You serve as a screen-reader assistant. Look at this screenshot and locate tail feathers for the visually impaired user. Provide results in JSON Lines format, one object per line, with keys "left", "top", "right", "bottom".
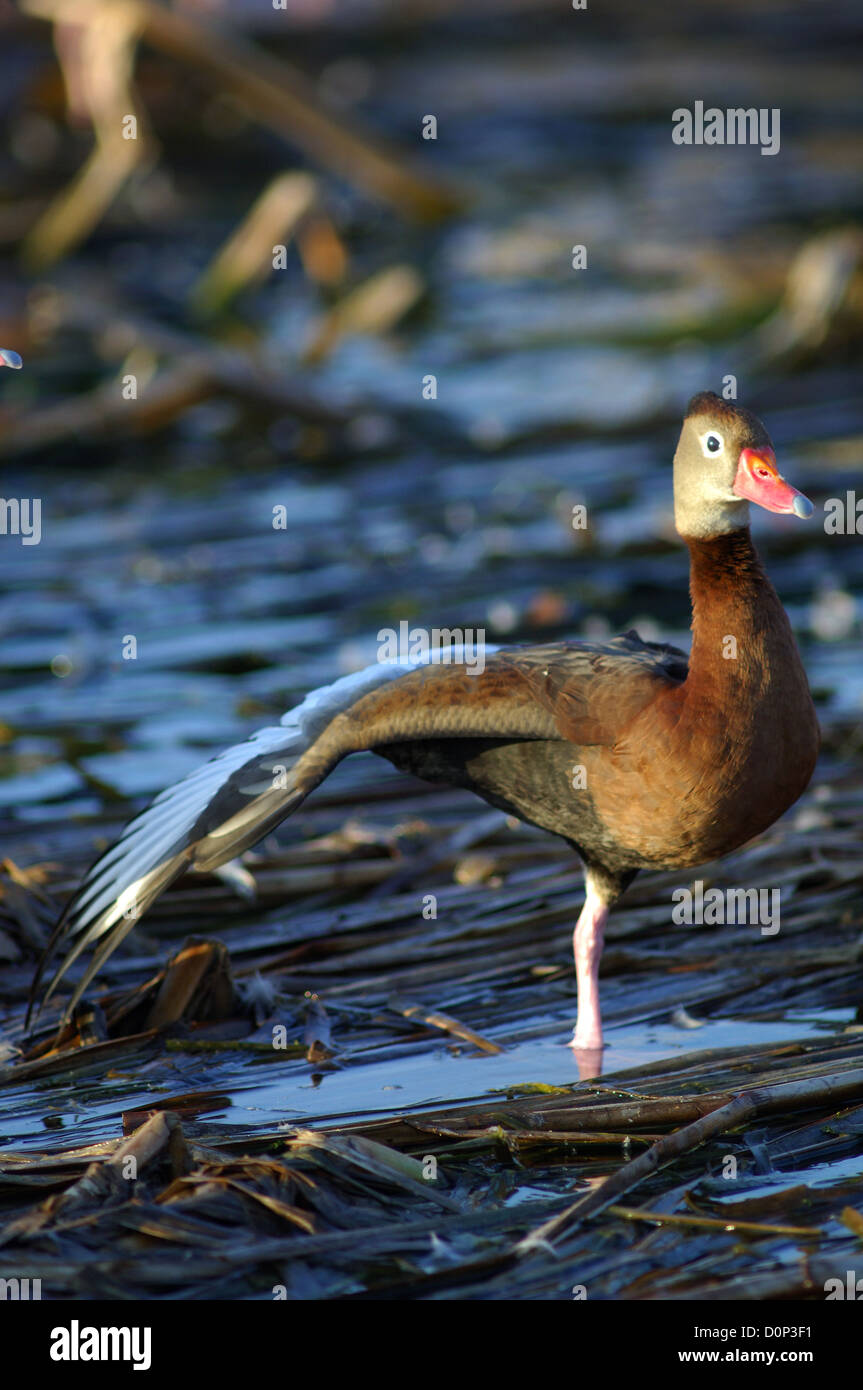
{"left": 30, "top": 723, "right": 309, "bottom": 1022}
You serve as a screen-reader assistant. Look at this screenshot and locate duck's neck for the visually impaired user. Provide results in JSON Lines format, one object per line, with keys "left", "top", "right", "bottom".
{"left": 684, "top": 528, "right": 798, "bottom": 706}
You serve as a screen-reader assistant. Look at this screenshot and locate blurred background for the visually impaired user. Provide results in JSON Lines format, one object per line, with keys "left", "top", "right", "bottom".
{"left": 0, "top": 0, "right": 862, "bottom": 932}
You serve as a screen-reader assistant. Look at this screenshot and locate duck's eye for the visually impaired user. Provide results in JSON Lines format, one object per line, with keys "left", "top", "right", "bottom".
{"left": 705, "top": 433, "right": 722, "bottom": 453}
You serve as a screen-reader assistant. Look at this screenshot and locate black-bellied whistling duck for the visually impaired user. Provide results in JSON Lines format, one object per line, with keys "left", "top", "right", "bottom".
{"left": 31, "top": 393, "right": 819, "bottom": 1060}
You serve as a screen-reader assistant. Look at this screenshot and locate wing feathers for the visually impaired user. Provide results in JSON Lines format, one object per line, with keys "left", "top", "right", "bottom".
{"left": 31, "top": 652, "right": 505, "bottom": 1019}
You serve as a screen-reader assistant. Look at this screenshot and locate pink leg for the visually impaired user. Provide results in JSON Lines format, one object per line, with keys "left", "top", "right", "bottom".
{"left": 570, "top": 880, "right": 609, "bottom": 1053}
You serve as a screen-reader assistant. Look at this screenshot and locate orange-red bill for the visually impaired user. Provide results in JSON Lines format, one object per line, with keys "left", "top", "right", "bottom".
{"left": 733, "top": 447, "right": 814, "bottom": 518}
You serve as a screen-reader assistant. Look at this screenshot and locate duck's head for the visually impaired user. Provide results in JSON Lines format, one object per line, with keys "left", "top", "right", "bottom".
{"left": 673, "top": 391, "right": 813, "bottom": 539}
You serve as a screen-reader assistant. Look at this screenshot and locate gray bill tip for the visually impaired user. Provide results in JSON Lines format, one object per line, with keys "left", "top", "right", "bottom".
{"left": 792, "top": 494, "right": 814, "bottom": 519}
{"left": 0, "top": 348, "right": 22, "bottom": 369}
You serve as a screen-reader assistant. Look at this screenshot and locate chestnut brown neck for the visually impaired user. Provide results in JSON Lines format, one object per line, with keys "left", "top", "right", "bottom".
{"left": 684, "top": 528, "right": 802, "bottom": 710}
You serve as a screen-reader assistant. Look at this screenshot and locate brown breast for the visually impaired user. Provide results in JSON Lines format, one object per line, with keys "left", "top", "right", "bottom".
{"left": 585, "top": 529, "right": 819, "bottom": 868}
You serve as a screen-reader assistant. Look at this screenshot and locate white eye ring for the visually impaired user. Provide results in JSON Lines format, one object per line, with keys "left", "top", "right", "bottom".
{"left": 700, "top": 430, "right": 724, "bottom": 457}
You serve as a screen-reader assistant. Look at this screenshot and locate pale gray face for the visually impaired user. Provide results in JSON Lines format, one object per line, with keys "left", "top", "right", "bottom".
{"left": 673, "top": 392, "right": 811, "bottom": 539}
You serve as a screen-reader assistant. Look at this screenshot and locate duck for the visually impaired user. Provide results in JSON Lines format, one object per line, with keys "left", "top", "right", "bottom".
{"left": 30, "top": 392, "right": 820, "bottom": 1058}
